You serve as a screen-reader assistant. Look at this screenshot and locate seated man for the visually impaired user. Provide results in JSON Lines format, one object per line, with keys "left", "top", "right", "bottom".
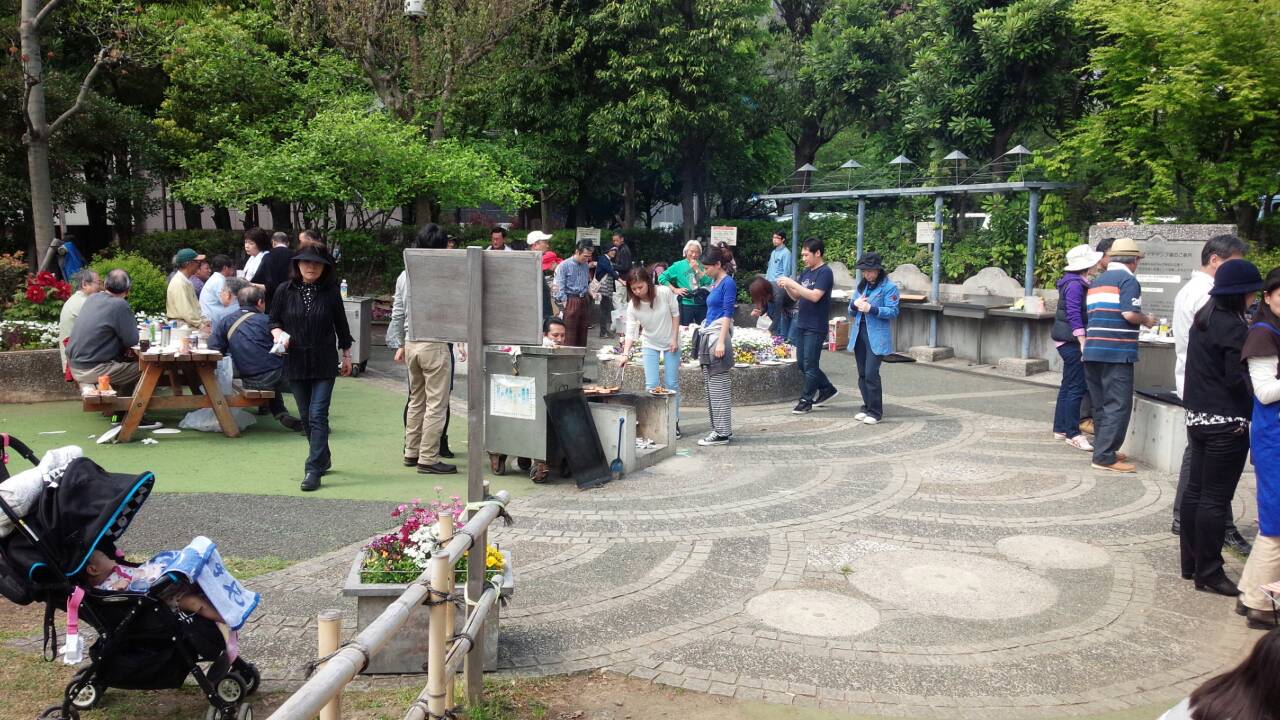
{"left": 209, "top": 285, "right": 301, "bottom": 430}
{"left": 67, "top": 269, "right": 141, "bottom": 395}
{"left": 207, "top": 275, "right": 247, "bottom": 327}
{"left": 166, "top": 247, "right": 207, "bottom": 329}
{"left": 542, "top": 317, "right": 567, "bottom": 347}
{"left": 198, "top": 254, "right": 236, "bottom": 321}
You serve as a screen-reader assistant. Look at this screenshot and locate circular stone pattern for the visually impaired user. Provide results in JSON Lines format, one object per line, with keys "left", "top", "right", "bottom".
{"left": 995, "top": 535, "right": 1112, "bottom": 570}
{"left": 847, "top": 549, "right": 1058, "bottom": 620}
{"left": 745, "top": 589, "right": 881, "bottom": 638}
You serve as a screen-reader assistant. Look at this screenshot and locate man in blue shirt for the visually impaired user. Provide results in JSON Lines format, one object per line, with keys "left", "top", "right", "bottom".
{"left": 199, "top": 255, "right": 236, "bottom": 320}
{"left": 209, "top": 284, "right": 301, "bottom": 430}
{"left": 779, "top": 238, "right": 838, "bottom": 414}
{"left": 765, "top": 232, "right": 795, "bottom": 339}
{"left": 554, "top": 241, "right": 594, "bottom": 347}
{"left": 1082, "top": 238, "right": 1156, "bottom": 472}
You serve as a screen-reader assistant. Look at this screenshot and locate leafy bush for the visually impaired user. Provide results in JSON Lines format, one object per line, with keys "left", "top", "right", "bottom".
{"left": 125, "top": 229, "right": 243, "bottom": 269}
{"left": 0, "top": 252, "right": 27, "bottom": 312}
{"left": 90, "top": 253, "right": 168, "bottom": 315}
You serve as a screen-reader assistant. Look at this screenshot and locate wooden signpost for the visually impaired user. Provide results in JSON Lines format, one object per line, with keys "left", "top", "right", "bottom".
{"left": 403, "top": 247, "right": 542, "bottom": 701}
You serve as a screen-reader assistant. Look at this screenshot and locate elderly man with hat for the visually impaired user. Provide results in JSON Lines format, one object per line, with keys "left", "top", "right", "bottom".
{"left": 844, "top": 250, "right": 900, "bottom": 424}
{"left": 166, "top": 247, "right": 207, "bottom": 328}
{"left": 1051, "top": 244, "right": 1105, "bottom": 452}
{"left": 1082, "top": 237, "right": 1158, "bottom": 472}
{"left": 528, "top": 230, "right": 562, "bottom": 273}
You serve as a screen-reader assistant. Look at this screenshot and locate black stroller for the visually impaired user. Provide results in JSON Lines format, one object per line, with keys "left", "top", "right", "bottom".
{"left": 0, "top": 435, "right": 259, "bottom": 720}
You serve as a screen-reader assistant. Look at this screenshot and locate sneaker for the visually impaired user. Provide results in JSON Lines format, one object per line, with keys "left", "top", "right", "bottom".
{"left": 1224, "top": 529, "right": 1253, "bottom": 556}
{"left": 862, "top": 416, "right": 880, "bottom": 425}
{"left": 697, "top": 433, "right": 731, "bottom": 446}
{"left": 1091, "top": 460, "right": 1136, "bottom": 473}
{"left": 1053, "top": 432, "right": 1067, "bottom": 440}
{"left": 854, "top": 412, "right": 868, "bottom": 421}
{"left": 813, "top": 387, "right": 840, "bottom": 407}
{"left": 1065, "top": 435, "right": 1093, "bottom": 452}
{"left": 792, "top": 399, "right": 813, "bottom": 415}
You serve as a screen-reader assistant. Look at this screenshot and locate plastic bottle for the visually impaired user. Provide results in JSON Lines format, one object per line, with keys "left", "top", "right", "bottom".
{"left": 148, "top": 321, "right": 157, "bottom": 343}
{"left": 340, "top": 279, "right": 349, "bottom": 300}
{"left": 160, "top": 323, "right": 171, "bottom": 349}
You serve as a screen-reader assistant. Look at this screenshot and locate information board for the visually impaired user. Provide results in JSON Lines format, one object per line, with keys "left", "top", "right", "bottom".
{"left": 709, "top": 226, "right": 738, "bottom": 246}
{"left": 404, "top": 248, "right": 544, "bottom": 345}
{"left": 575, "top": 227, "right": 602, "bottom": 245}
{"left": 1087, "top": 224, "right": 1236, "bottom": 319}
{"left": 915, "top": 221, "right": 937, "bottom": 245}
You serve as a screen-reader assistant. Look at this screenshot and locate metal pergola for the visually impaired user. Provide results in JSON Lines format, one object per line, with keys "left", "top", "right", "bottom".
{"left": 758, "top": 147, "right": 1075, "bottom": 358}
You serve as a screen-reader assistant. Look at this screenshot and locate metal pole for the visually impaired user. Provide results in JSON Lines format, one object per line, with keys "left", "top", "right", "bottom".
{"left": 1022, "top": 190, "right": 1041, "bottom": 359}
{"left": 929, "top": 194, "right": 943, "bottom": 347}
{"left": 464, "top": 247, "right": 485, "bottom": 703}
{"left": 790, "top": 201, "right": 803, "bottom": 277}
{"left": 855, "top": 199, "right": 866, "bottom": 260}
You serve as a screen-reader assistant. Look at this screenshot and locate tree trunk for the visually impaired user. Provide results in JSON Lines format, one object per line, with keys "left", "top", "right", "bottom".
{"left": 212, "top": 206, "right": 232, "bottom": 230}
{"left": 540, "top": 190, "right": 552, "bottom": 231}
{"left": 112, "top": 149, "right": 137, "bottom": 246}
{"left": 181, "top": 201, "right": 203, "bottom": 230}
{"left": 793, "top": 119, "right": 823, "bottom": 168}
{"left": 1235, "top": 201, "right": 1260, "bottom": 243}
{"left": 20, "top": 0, "right": 57, "bottom": 269}
{"left": 267, "top": 199, "right": 293, "bottom": 231}
{"left": 623, "top": 175, "right": 636, "bottom": 229}
{"left": 680, "top": 157, "right": 697, "bottom": 242}
{"left": 333, "top": 201, "right": 346, "bottom": 231}
{"left": 413, "top": 196, "right": 436, "bottom": 226}
{"left": 83, "top": 160, "right": 110, "bottom": 243}
{"left": 242, "top": 206, "right": 259, "bottom": 229}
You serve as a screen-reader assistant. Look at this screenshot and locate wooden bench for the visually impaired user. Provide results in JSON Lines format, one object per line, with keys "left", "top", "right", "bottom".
{"left": 82, "top": 390, "right": 274, "bottom": 413}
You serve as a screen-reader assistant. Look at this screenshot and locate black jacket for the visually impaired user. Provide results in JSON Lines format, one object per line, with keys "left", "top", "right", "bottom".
{"left": 1183, "top": 305, "right": 1251, "bottom": 418}
{"left": 269, "top": 280, "right": 353, "bottom": 381}
{"left": 251, "top": 247, "right": 294, "bottom": 308}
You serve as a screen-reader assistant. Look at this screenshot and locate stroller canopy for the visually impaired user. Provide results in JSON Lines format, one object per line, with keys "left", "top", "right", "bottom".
{"left": 0, "top": 457, "right": 154, "bottom": 604}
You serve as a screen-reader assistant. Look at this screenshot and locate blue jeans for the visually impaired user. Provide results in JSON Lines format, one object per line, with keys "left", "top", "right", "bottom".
{"left": 853, "top": 324, "right": 883, "bottom": 419}
{"left": 1053, "top": 343, "right": 1086, "bottom": 438}
{"left": 291, "top": 378, "right": 335, "bottom": 474}
{"left": 642, "top": 347, "right": 681, "bottom": 419}
{"left": 795, "top": 329, "right": 835, "bottom": 401}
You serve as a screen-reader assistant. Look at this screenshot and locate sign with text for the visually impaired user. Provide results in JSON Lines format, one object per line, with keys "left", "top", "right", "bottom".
{"left": 915, "top": 221, "right": 938, "bottom": 245}
{"left": 709, "top": 226, "right": 739, "bottom": 246}
{"left": 1088, "top": 224, "right": 1236, "bottom": 319}
{"left": 404, "top": 248, "right": 544, "bottom": 345}
{"left": 575, "top": 227, "right": 602, "bottom": 245}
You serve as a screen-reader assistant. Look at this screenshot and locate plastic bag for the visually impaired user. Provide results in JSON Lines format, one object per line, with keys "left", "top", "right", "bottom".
{"left": 180, "top": 408, "right": 257, "bottom": 433}
{"left": 756, "top": 314, "right": 773, "bottom": 331}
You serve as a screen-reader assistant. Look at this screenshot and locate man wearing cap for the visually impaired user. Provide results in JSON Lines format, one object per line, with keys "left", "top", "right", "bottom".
{"left": 1051, "top": 244, "right": 1104, "bottom": 452}
{"left": 528, "top": 231, "right": 562, "bottom": 272}
{"left": 1083, "top": 238, "right": 1157, "bottom": 472}
{"left": 166, "top": 248, "right": 207, "bottom": 328}
{"left": 1170, "top": 234, "right": 1249, "bottom": 550}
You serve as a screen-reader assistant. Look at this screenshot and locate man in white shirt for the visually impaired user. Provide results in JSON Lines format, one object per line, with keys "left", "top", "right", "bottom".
{"left": 1171, "top": 234, "right": 1249, "bottom": 548}
{"left": 199, "top": 255, "right": 237, "bottom": 321}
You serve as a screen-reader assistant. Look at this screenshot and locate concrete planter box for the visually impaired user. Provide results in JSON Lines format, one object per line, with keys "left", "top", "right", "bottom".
{"left": 0, "top": 348, "right": 79, "bottom": 403}
{"left": 341, "top": 549, "right": 514, "bottom": 674}
{"left": 619, "top": 360, "right": 804, "bottom": 407}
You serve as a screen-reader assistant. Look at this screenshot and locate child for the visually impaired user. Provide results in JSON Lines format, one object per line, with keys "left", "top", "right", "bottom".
{"left": 81, "top": 549, "right": 224, "bottom": 624}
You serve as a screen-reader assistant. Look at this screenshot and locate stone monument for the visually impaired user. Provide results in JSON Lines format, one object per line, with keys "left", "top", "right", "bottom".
{"left": 1087, "top": 224, "right": 1236, "bottom": 319}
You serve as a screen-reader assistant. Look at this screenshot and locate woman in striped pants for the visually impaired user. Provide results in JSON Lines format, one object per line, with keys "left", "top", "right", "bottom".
{"left": 695, "top": 247, "right": 737, "bottom": 446}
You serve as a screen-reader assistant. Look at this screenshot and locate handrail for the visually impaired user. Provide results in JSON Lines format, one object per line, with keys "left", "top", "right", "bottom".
{"left": 402, "top": 585, "right": 500, "bottom": 720}
{"left": 265, "top": 490, "right": 510, "bottom": 720}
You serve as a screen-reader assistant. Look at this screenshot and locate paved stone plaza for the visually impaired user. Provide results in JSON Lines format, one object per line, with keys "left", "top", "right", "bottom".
{"left": 104, "top": 357, "right": 1271, "bottom": 717}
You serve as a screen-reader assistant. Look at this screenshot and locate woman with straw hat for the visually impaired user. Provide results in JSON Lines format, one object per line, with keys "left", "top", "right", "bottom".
{"left": 1051, "top": 244, "right": 1104, "bottom": 451}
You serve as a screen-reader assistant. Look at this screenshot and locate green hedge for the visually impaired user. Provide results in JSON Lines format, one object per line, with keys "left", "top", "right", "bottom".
{"left": 90, "top": 252, "right": 168, "bottom": 315}
{"left": 127, "top": 230, "right": 243, "bottom": 268}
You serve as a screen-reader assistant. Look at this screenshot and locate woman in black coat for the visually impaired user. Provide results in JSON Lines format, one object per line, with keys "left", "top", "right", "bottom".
{"left": 1180, "top": 259, "right": 1263, "bottom": 595}
{"left": 269, "top": 244, "right": 353, "bottom": 491}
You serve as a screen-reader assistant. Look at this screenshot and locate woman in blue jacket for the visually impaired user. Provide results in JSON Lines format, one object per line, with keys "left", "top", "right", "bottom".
{"left": 846, "top": 252, "right": 899, "bottom": 424}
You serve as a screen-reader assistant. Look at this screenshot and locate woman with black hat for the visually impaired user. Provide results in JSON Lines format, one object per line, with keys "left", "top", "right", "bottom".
{"left": 845, "top": 251, "right": 900, "bottom": 424}
{"left": 270, "top": 244, "right": 353, "bottom": 491}
{"left": 1180, "top": 258, "right": 1263, "bottom": 596}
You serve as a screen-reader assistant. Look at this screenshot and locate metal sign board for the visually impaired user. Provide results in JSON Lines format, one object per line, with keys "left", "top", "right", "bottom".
{"left": 575, "top": 227, "right": 602, "bottom": 245}
{"left": 915, "top": 221, "right": 937, "bottom": 245}
{"left": 709, "top": 226, "right": 738, "bottom": 246}
{"left": 404, "top": 248, "right": 544, "bottom": 345}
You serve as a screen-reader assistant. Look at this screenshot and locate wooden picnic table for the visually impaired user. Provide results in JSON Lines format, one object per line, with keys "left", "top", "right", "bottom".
{"left": 81, "top": 348, "right": 273, "bottom": 443}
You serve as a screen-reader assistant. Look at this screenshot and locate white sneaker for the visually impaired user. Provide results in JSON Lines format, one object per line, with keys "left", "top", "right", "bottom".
{"left": 862, "top": 416, "right": 880, "bottom": 425}
{"left": 1065, "top": 435, "right": 1094, "bottom": 452}
{"left": 1053, "top": 432, "right": 1067, "bottom": 440}
{"left": 854, "top": 412, "right": 868, "bottom": 421}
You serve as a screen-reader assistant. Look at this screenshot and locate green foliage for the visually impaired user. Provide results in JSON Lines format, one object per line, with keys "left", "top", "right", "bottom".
{"left": 125, "top": 230, "right": 243, "bottom": 267}
{"left": 89, "top": 253, "right": 168, "bottom": 315}
{"left": 1045, "top": 0, "right": 1280, "bottom": 241}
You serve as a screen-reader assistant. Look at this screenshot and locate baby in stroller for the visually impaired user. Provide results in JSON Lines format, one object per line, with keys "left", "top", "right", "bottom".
{"left": 81, "top": 548, "right": 225, "bottom": 624}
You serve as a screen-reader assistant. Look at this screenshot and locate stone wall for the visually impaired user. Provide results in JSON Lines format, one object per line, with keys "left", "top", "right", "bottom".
{"left": 620, "top": 361, "right": 804, "bottom": 407}
{"left": 0, "top": 349, "right": 79, "bottom": 403}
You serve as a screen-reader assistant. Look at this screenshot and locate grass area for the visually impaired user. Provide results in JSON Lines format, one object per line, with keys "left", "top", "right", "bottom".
{"left": 0, "top": 378, "right": 531, "bottom": 502}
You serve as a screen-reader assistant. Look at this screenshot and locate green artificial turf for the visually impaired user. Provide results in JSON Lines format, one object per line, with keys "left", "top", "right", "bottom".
{"left": 0, "top": 378, "right": 530, "bottom": 502}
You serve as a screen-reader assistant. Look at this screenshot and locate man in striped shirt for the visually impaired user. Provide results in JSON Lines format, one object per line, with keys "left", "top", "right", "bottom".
{"left": 1083, "top": 238, "right": 1157, "bottom": 472}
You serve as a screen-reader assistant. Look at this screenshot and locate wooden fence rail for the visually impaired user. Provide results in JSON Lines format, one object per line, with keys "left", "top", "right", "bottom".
{"left": 265, "top": 490, "right": 511, "bottom": 720}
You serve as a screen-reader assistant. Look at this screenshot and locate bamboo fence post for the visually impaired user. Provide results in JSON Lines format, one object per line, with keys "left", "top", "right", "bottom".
{"left": 436, "top": 513, "right": 456, "bottom": 709}
{"left": 317, "top": 610, "right": 342, "bottom": 720}
{"left": 426, "top": 549, "right": 452, "bottom": 719}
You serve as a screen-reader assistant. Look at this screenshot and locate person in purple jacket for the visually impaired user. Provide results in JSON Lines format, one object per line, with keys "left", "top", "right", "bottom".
{"left": 1051, "top": 244, "right": 1105, "bottom": 451}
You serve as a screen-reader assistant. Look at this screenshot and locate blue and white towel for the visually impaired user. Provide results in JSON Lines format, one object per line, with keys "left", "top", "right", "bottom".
{"left": 150, "top": 535, "right": 260, "bottom": 631}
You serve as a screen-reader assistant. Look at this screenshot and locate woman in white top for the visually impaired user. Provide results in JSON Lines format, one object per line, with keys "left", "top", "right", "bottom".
{"left": 242, "top": 228, "right": 269, "bottom": 281}
{"left": 618, "top": 267, "right": 682, "bottom": 438}
{"left": 1156, "top": 626, "right": 1279, "bottom": 720}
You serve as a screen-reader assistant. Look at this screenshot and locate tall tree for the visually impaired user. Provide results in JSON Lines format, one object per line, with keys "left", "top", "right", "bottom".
{"left": 590, "top": 0, "right": 767, "bottom": 239}
{"left": 1044, "top": 0, "right": 1280, "bottom": 241}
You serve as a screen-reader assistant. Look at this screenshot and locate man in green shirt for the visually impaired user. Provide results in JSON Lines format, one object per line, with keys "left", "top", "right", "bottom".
{"left": 659, "top": 240, "right": 711, "bottom": 326}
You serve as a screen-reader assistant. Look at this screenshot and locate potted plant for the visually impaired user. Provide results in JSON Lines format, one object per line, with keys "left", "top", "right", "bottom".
{"left": 342, "top": 493, "right": 513, "bottom": 674}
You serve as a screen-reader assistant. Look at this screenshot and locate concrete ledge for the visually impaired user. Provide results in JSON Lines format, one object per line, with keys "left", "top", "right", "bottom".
{"left": 0, "top": 349, "right": 79, "bottom": 403}
{"left": 620, "top": 361, "right": 804, "bottom": 407}
{"left": 908, "top": 345, "right": 955, "bottom": 363}
{"left": 996, "top": 357, "right": 1050, "bottom": 377}
{"left": 1121, "top": 395, "right": 1186, "bottom": 474}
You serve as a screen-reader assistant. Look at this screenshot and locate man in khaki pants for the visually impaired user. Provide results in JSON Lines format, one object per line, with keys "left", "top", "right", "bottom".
{"left": 387, "top": 268, "right": 457, "bottom": 475}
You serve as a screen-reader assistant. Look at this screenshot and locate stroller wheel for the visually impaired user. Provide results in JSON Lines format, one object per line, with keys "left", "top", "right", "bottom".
{"left": 237, "top": 704, "right": 254, "bottom": 720}
{"left": 233, "top": 660, "right": 261, "bottom": 696}
{"left": 215, "top": 672, "right": 247, "bottom": 704}
{"left": 67, "top": 680, "right": 105, "bottom": 710}
{"left": 38, "top": 705, "right": 79, "bottom": 720}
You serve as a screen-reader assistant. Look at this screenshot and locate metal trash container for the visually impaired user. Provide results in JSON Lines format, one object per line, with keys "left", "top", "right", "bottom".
{"left": 342, "top": 296, "right": 373, "bottom": 376}
{"left": 485, "top": 346, "right": 585, "bottom": 475}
